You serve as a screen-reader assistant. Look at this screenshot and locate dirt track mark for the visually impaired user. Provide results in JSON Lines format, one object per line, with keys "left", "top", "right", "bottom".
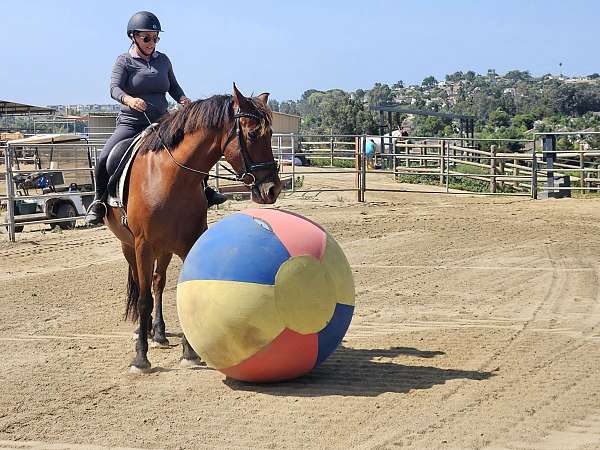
{"left": 0, "top": 440, "right": 146, "bottom": 450}
{"left": 362, "top": 246, "right": 597, "bottom": 449}
{"left": 0, "top": 235, "right": 114, "bottom": 259}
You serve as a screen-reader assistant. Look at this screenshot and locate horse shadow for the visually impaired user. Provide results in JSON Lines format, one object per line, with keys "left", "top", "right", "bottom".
{"left": 223, "top": 345, "right": 493, "bottom": 397}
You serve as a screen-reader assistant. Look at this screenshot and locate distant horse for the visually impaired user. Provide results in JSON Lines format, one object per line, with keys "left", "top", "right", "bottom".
{"left": 104, "top": 84, "right": 282, "bottom": 373}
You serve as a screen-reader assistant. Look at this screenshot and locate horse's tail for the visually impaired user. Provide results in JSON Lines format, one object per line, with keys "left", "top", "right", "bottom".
{"left": 125, "top": 266, "right": 139, "bottom": 322}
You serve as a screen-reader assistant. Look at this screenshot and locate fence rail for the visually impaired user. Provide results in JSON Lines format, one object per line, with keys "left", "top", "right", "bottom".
{"left": 3, "top": 131, "right": 599, "bottom": 241}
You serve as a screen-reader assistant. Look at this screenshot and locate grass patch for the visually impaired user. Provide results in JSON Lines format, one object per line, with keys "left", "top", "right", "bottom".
{"left": 395, "top": 165, "right": 518, "bottom": 193}
{"left": 307, "top": 158, "right": 356, "bottom": 168}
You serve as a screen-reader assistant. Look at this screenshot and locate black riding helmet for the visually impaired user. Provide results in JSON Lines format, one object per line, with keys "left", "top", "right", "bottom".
{"left": 126, "top": 11, "right": 162, "bottom": 37}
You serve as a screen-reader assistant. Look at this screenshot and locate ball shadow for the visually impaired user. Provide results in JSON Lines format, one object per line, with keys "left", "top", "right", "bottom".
{"left": 223, "top": 345, "right": 493, "bottom": 397}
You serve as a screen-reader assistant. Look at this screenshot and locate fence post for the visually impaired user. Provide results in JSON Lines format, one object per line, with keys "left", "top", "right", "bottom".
{"left": 580, "top": 143, "right": 585, "bottom": 193}
{"left": 542, "top": 134, "right": 557, "bottom": 195}
{"left": 439, "top": 140, "right": 445, "bottom": 185}
{"left": 361, "top": 135, "right": 367, "bottom": 202}
{"left": 445, "top": 140, "right": 450, "bottom": 192}
{"left": 291, "top": 134, "right": 296, "bottom": 192}
{"left": 531, "top": 138, "right": 538, "bottom": 199}
{"left": 490, "top": 144, "right": 497, "bottom": 193}
{"left": 277, "top": 135, "right": 282, "bottom": 163}
{"left": 330, "top": 133, "right": 334, "bottom": 167}
{"left": 355, "top": 136, "right": 361, "bottom": 202}
{"left": 392, "top": 139, "right": 397, "bottom": 178}
{"left": 5, "top": 145, "right": 16, "bottom": 242}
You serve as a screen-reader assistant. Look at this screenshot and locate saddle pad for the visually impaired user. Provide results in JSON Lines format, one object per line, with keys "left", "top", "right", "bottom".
{"left": 107, "top": 125, "right": 155, "bottom": 208}
{"left": 107, "top": 148, "right": 137, "bottom": 208}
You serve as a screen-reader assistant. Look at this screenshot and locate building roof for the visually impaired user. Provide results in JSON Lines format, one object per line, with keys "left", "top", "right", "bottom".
{"left": 0, "top": 100, "right": 56, "bottom": 116}
{"left": 370, "top": 103, "right": 477, "bottom": 120}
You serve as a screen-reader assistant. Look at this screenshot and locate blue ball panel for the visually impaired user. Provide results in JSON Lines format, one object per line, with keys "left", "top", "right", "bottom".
{"left": 315, "top": 303, "right": 354, "bottom": 366}
{"left": 180, "top": 213, "right": 290, "bottom": 285}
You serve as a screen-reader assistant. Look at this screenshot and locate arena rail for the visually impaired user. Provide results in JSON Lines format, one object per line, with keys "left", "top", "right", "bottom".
{"left": 3, "top": 131, "right": 599, "bottom": 241}
{"left": 533, "top": 131, "right": 600, "bottom": 197}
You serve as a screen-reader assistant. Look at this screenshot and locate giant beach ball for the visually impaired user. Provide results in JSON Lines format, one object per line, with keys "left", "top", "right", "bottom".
{"left": 177, "top": 208, "right": 355, "bottom": 382}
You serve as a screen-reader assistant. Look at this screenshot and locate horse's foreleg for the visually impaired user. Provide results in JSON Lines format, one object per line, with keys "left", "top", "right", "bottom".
{"left": 151, "top": 252, "right": 172, "bottom": 348}
{"left": 130, "top": 240, "right": 154, "bottom": 373}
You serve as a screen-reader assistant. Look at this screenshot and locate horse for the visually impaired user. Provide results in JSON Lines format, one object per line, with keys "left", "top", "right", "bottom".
{"left": 104, "top": 84, "right": 282, "bottom": 373}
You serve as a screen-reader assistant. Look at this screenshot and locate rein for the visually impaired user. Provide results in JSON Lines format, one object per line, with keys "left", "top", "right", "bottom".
{"left": 143, "top": 106, "right": 278, "bottom": 188}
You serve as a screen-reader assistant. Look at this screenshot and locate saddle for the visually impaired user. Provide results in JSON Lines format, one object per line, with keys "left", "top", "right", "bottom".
{"left": 106, "top": 124, "right": 156, "bottom": 209}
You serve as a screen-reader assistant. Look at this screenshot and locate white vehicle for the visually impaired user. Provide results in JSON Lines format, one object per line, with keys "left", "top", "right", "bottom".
{"left": 9, "top": 171, "right": 94, "bottom": 233}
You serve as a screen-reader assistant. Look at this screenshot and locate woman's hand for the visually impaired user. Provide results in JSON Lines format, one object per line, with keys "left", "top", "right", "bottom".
{"left": 179, "top": 96, "right": 191, "bottom": 106}
{"left": 123, "top": 95, "right": 147, "bottom": 112}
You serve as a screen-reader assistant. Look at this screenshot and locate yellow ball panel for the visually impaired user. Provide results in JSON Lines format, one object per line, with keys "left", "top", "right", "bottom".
{"left": 274, "top": 255, "right": 337, "bottom": 334}
{"left": 322, "top": 235, "right": 355, "bottom": 306}
{"left": 177, "top": 280, "right": 284, "bottom": 369}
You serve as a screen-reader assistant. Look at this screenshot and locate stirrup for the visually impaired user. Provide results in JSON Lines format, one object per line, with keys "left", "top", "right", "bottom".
{"left": 86, "top": 199, "right": 107, "bottom": 214}
{"left": 85, "top": 199, "right": 107, "bottom": 224}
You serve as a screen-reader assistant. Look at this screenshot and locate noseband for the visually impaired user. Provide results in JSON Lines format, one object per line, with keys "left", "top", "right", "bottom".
{"left": 221, "top": 108, "right": 279, "bottom": 188}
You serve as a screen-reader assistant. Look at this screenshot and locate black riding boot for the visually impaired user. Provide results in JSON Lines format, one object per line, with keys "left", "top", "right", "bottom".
{"left": 205, "top": 185, "right": 227, "bottom": 207}
{"left": 85, "top": 195, "right": 107, "bottom": 225}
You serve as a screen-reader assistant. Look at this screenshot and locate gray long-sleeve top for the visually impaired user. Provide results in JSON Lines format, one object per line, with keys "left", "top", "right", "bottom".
{"left": 110, "top": 49, "right": 186, "bottom": 125}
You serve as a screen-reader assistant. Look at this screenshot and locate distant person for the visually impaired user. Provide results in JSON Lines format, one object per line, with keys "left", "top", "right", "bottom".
{"left": 85, "top": 11, "right": 225, "bottom": 225}
{"left": 366, "top": 139, "right": 377, "bottom": 168}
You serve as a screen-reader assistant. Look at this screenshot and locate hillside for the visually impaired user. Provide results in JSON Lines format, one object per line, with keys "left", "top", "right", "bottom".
{"left": 269, "top": 70, "right": 600, "bottom": 139}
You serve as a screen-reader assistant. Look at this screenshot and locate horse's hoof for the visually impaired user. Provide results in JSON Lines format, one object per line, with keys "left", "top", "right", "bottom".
{"left": 180, "top": 358, "right": 202, "bottom": 368}
{"left": 129, "top": 365, "right": 152, "bottom": 374}
{"left": 151, "top": 339, "right": 170, "bottom": 349}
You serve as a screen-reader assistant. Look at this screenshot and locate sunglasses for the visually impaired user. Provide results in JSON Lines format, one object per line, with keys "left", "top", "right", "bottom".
{"left": 137, "top": 35, "right": 160, "bottom": 44}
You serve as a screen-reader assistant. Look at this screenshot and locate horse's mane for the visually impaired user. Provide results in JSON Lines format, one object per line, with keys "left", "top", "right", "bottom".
{"left": 139, "top": 94, "right": 272, "bottom": 153}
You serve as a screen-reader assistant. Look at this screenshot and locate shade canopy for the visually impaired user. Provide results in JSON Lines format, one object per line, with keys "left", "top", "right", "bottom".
{"left": 0, "top": 100, "right": 56, "bottom": 116}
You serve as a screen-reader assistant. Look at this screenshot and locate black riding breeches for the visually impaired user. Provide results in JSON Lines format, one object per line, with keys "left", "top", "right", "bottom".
{"left": 94, "top": 122, "right": 146, "bottom": 198}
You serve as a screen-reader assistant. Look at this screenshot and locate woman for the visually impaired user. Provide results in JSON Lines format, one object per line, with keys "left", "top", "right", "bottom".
{"left": 86, "top": 11, "right": 225, "bottom": 225}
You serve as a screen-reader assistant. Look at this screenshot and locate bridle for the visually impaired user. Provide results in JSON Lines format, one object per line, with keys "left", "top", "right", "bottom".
{"left": 145, "top": 105, "right": 279, "bottom": 188}
{"left": 219, "top": 107, "right": 280, "bottom": 187}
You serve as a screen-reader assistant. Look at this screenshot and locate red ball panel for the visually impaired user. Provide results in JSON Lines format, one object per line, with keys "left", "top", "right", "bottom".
{"left": 220, "top": 328, "right": 318, "bottom": 383}
{"left": 241, "top": 209, "right": 327, "bottom": 261}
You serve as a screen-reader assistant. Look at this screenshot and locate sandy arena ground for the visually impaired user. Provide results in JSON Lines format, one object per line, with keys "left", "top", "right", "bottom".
{"left": 0, "top": 170, "right": 599, "bottom": 450}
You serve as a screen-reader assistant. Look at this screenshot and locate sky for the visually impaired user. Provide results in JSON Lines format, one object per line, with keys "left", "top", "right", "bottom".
{"left": 1, "top": 0, "right": 599, "bottom": 106}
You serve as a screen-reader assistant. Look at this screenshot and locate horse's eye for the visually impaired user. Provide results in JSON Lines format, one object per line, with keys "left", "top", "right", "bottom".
{"left": 248, "top": 130, "right": 258, "bottom": 141}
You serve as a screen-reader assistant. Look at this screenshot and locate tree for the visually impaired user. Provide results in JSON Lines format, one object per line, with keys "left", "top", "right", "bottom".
{"left": 465, "top": 71, "right": 476, "bottom": 82}
{"left": 422, "top": 76, "right": 438, "bottom": 87}
{"left": 413, "top": 116, "right": 451, "bottom": 136}
{"left": 268, "top": 99, "right": 280, "bottom": 112}
{"left": 505, "top": 70, "right": 532, "bottom": 82}
{"left": 488, "top": 109, "right": 511, "bottom": 128}
{"left": 512, "top": 113, "right": 535, "bottom": 130}
{"left": 446, "top": 71, "right": 464, "bottom": 82}
{"left": 368, "top": 83, "right": 394, "bottom": 105}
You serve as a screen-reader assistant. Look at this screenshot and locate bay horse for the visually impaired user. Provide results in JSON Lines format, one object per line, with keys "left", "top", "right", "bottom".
{"left": 104, "top": 84, "right": 282, "bottom": 373}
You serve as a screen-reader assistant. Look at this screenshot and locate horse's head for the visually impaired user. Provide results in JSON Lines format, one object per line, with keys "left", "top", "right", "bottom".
{"left": 222, "top": 84, "right": 282, "bottom": 204}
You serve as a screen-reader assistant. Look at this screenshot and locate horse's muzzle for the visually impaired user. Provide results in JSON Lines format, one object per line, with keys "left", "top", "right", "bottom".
{"left": 252, "top": 176, "right": 282, "bottom": 204}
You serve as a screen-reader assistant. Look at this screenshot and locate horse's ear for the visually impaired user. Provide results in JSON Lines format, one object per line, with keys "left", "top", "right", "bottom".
{"left": 232, "top": 83, "right": 251, "bottom": 110}
{"left": 256, "top": 92, "right": 270, "bottom": 105}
